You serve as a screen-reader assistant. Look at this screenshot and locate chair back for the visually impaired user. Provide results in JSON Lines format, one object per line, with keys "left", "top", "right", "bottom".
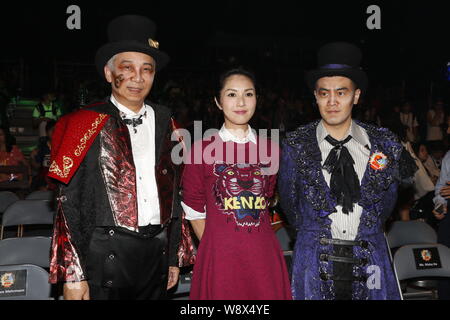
{"left": 25, "top": 191, "right": 54, "bottom": 201}
{"left": 0, "top": 237, "right": 51, "bottom": 268}
{"left": 394, "top": 243, "right": 450, "bottom": 281}
{"left": 0, "top": 191, "right": 20, "bottom": 213}
{"left": 387, "top": 221, "right": 437, "bottom": 248}
{"left": 0, "top": 264, "right": 52, "bottom": 300}
{"left": 2, "top": 200, "right": 55, "bottom": 227}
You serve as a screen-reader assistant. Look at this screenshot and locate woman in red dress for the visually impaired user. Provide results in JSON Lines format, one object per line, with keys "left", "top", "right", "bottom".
{"left": 181, "top": 69, "right": 292, "bottom": 300}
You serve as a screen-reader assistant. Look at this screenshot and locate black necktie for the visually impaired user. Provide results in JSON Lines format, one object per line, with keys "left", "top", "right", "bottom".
{"left": 122, "top": 112, "right": 145, "bottom": 133}
{"left": 323, "top": 135, "right": 360, "bottom": 214}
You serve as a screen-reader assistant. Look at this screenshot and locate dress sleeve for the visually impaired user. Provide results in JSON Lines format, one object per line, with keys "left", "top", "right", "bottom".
{"left": 181, "top": 201, "right": 206, "bottom": 220}
{"left": 181, "top": 141, "right": 207, "bottom": 220}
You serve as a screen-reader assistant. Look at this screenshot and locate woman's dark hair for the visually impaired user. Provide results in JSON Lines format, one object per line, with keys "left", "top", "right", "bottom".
{"left": 411, "top": 141, "right": 427, "bottom": 157}
{"left": 215, "top": 68, "right": 257, "bottom": 100}
{"left": 0, "top": 127, "right": 15, "bottom": 153}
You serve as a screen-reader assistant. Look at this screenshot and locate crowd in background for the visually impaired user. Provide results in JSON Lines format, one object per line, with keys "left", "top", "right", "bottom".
{"left": 0, "top": 68, "right": 448, "bottom": 230}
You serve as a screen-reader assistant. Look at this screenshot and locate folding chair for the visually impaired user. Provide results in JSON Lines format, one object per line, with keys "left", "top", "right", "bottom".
{"left": 0, "top": 191, "right": 20, "bottom": 213}
{"left": 0, "top": 264, "right": 52, "bottom": 300}
{"left": 25, "top": 190, "right": 54, "bottom": 201}
{"left": 0, "top": 236, "right": 51, "bottom": 268}
{"left": 0, "top": 200, "right": 55, "bottom": 239}
{"left": 394, "top": 243, "right": 450, "bottom": 299}
{"left": 386, "top": 220, "right": 440, "bottom": 294}
{"left": 386, "top": 220, "right": 437, "bottom": 249}
{"left": 0, "top": 191, "right": 20, "bottom": 237}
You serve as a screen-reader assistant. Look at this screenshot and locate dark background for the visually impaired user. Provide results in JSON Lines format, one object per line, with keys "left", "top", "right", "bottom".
{"left": 0, "top": 0, "right": 449, "bottom": 99}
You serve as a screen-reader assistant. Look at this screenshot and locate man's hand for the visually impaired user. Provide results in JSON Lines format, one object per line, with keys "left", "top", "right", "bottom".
{"left": 63, "top": 281, "right": 90, "bottom": 300}
{"left": 432, "top": 205, "right": 447, "bottom": 221}
{"left": 167, "top": 266, "right": 180, "bottom": 290}
{"left": 439, "top": 182, "right": 450, "bottom": 199}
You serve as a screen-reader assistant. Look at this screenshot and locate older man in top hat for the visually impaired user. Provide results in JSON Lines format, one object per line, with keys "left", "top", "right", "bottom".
{"left": 278, "top": 42, "right": 412, "bottom": 300}
{"left": 48, "top": 15, "right": 194, "bottom": 300}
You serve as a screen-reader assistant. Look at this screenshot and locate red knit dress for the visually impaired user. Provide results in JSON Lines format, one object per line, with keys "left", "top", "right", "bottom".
{"left": 182, "top": 133, "right": 292, "bottom": 300}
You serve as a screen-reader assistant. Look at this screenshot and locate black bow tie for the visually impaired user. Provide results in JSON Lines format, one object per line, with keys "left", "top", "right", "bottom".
{"left": 122, "top": 112, "right": 146, "bottom": 133}
{"left": 123, "top": 117, "right": 143, "bottom": 127}
{"left": 323, "top": 135, "right": 360, "bottom": 214}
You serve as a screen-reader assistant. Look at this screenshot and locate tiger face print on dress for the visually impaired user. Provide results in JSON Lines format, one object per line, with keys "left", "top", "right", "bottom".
{"left": 213, "top": 163, "right": 269, "bottom": 228}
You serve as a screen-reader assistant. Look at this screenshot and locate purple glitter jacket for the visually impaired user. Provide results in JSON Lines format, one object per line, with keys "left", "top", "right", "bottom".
{"left": 278, "top": 120, "right": 404, "bottom": 300}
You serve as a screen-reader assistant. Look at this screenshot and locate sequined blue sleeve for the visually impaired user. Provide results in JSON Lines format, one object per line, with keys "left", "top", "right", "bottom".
{"left": 278, "top": 140, "right": 300, "bottom": 229}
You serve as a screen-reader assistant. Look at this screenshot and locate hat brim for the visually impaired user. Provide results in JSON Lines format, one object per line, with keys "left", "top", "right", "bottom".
{"left": 95, "top": 41, "right": 170, "bottom": 79}
{"left": 306, "top": 68, "right": 368, "bottom": 93}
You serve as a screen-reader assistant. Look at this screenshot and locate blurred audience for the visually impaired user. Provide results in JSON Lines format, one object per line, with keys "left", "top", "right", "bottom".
{"left": 30, "top": 120, "right": 56, "bottom": 191}
{"left": 32, "top": 90, "right": 62, "bottom": 138}
{"left": 0, "top": 77, "right": 10, "bottom": 129}
{"left": 413, "top": 142, "right": 441, "bottom": 185}
{"left": 399, "top": 100, "right": 420, "bottom": 143}
{"left": 1, "top": 68, "right": 449, "bottom": 230}
{"left": 427, "top": 99, "right": 446, "bottom": 142}
{"left": 0, "top": 127, "right": 29, "bottom": 183}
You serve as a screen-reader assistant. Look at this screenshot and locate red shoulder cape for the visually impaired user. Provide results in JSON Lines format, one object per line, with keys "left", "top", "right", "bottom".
{"left": 48, "top": 106, "right": 110, "bottom": 184}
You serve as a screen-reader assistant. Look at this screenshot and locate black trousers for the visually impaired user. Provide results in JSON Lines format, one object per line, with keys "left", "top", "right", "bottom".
{"left": 85, "top": 225, "right": 168, "bottom": 300}
{"left": 332, "top": 245, "right": 354, "bottom": 300}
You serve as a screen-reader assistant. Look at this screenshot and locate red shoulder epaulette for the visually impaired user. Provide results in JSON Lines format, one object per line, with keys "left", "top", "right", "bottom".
{"left": 48, "top": 105, "right": 110, "bottom": 184}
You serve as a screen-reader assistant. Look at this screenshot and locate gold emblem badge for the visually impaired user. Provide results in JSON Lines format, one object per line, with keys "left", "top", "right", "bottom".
{"left": 148, "top": 38, "right": 159, "bottom": 49}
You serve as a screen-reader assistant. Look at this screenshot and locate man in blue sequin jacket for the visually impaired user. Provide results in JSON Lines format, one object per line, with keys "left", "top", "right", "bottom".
{"left": 279, "top": 42, "right": 413, "bottom": 300}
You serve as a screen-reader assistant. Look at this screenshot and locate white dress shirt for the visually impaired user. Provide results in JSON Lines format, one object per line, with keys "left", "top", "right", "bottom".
{"left": 182, "top": 124, "right": 257, "bottom": 221}
{"left": 110, "top": 95, "right": 161, "bottom": 226}
{"left": 317, "top": 120, "right": 371, "bottom": 240}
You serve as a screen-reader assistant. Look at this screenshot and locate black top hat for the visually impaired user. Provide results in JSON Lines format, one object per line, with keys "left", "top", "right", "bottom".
{"left": 95, "top": 15, "right": 170, "bottom": 79}
{"left": 305, "top": 42, "right": 368, "bottom": 92}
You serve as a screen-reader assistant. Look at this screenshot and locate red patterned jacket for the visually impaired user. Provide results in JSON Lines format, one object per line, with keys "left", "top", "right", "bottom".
{"left": 48, "top": 100, "right": 195, "bottom": 283}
